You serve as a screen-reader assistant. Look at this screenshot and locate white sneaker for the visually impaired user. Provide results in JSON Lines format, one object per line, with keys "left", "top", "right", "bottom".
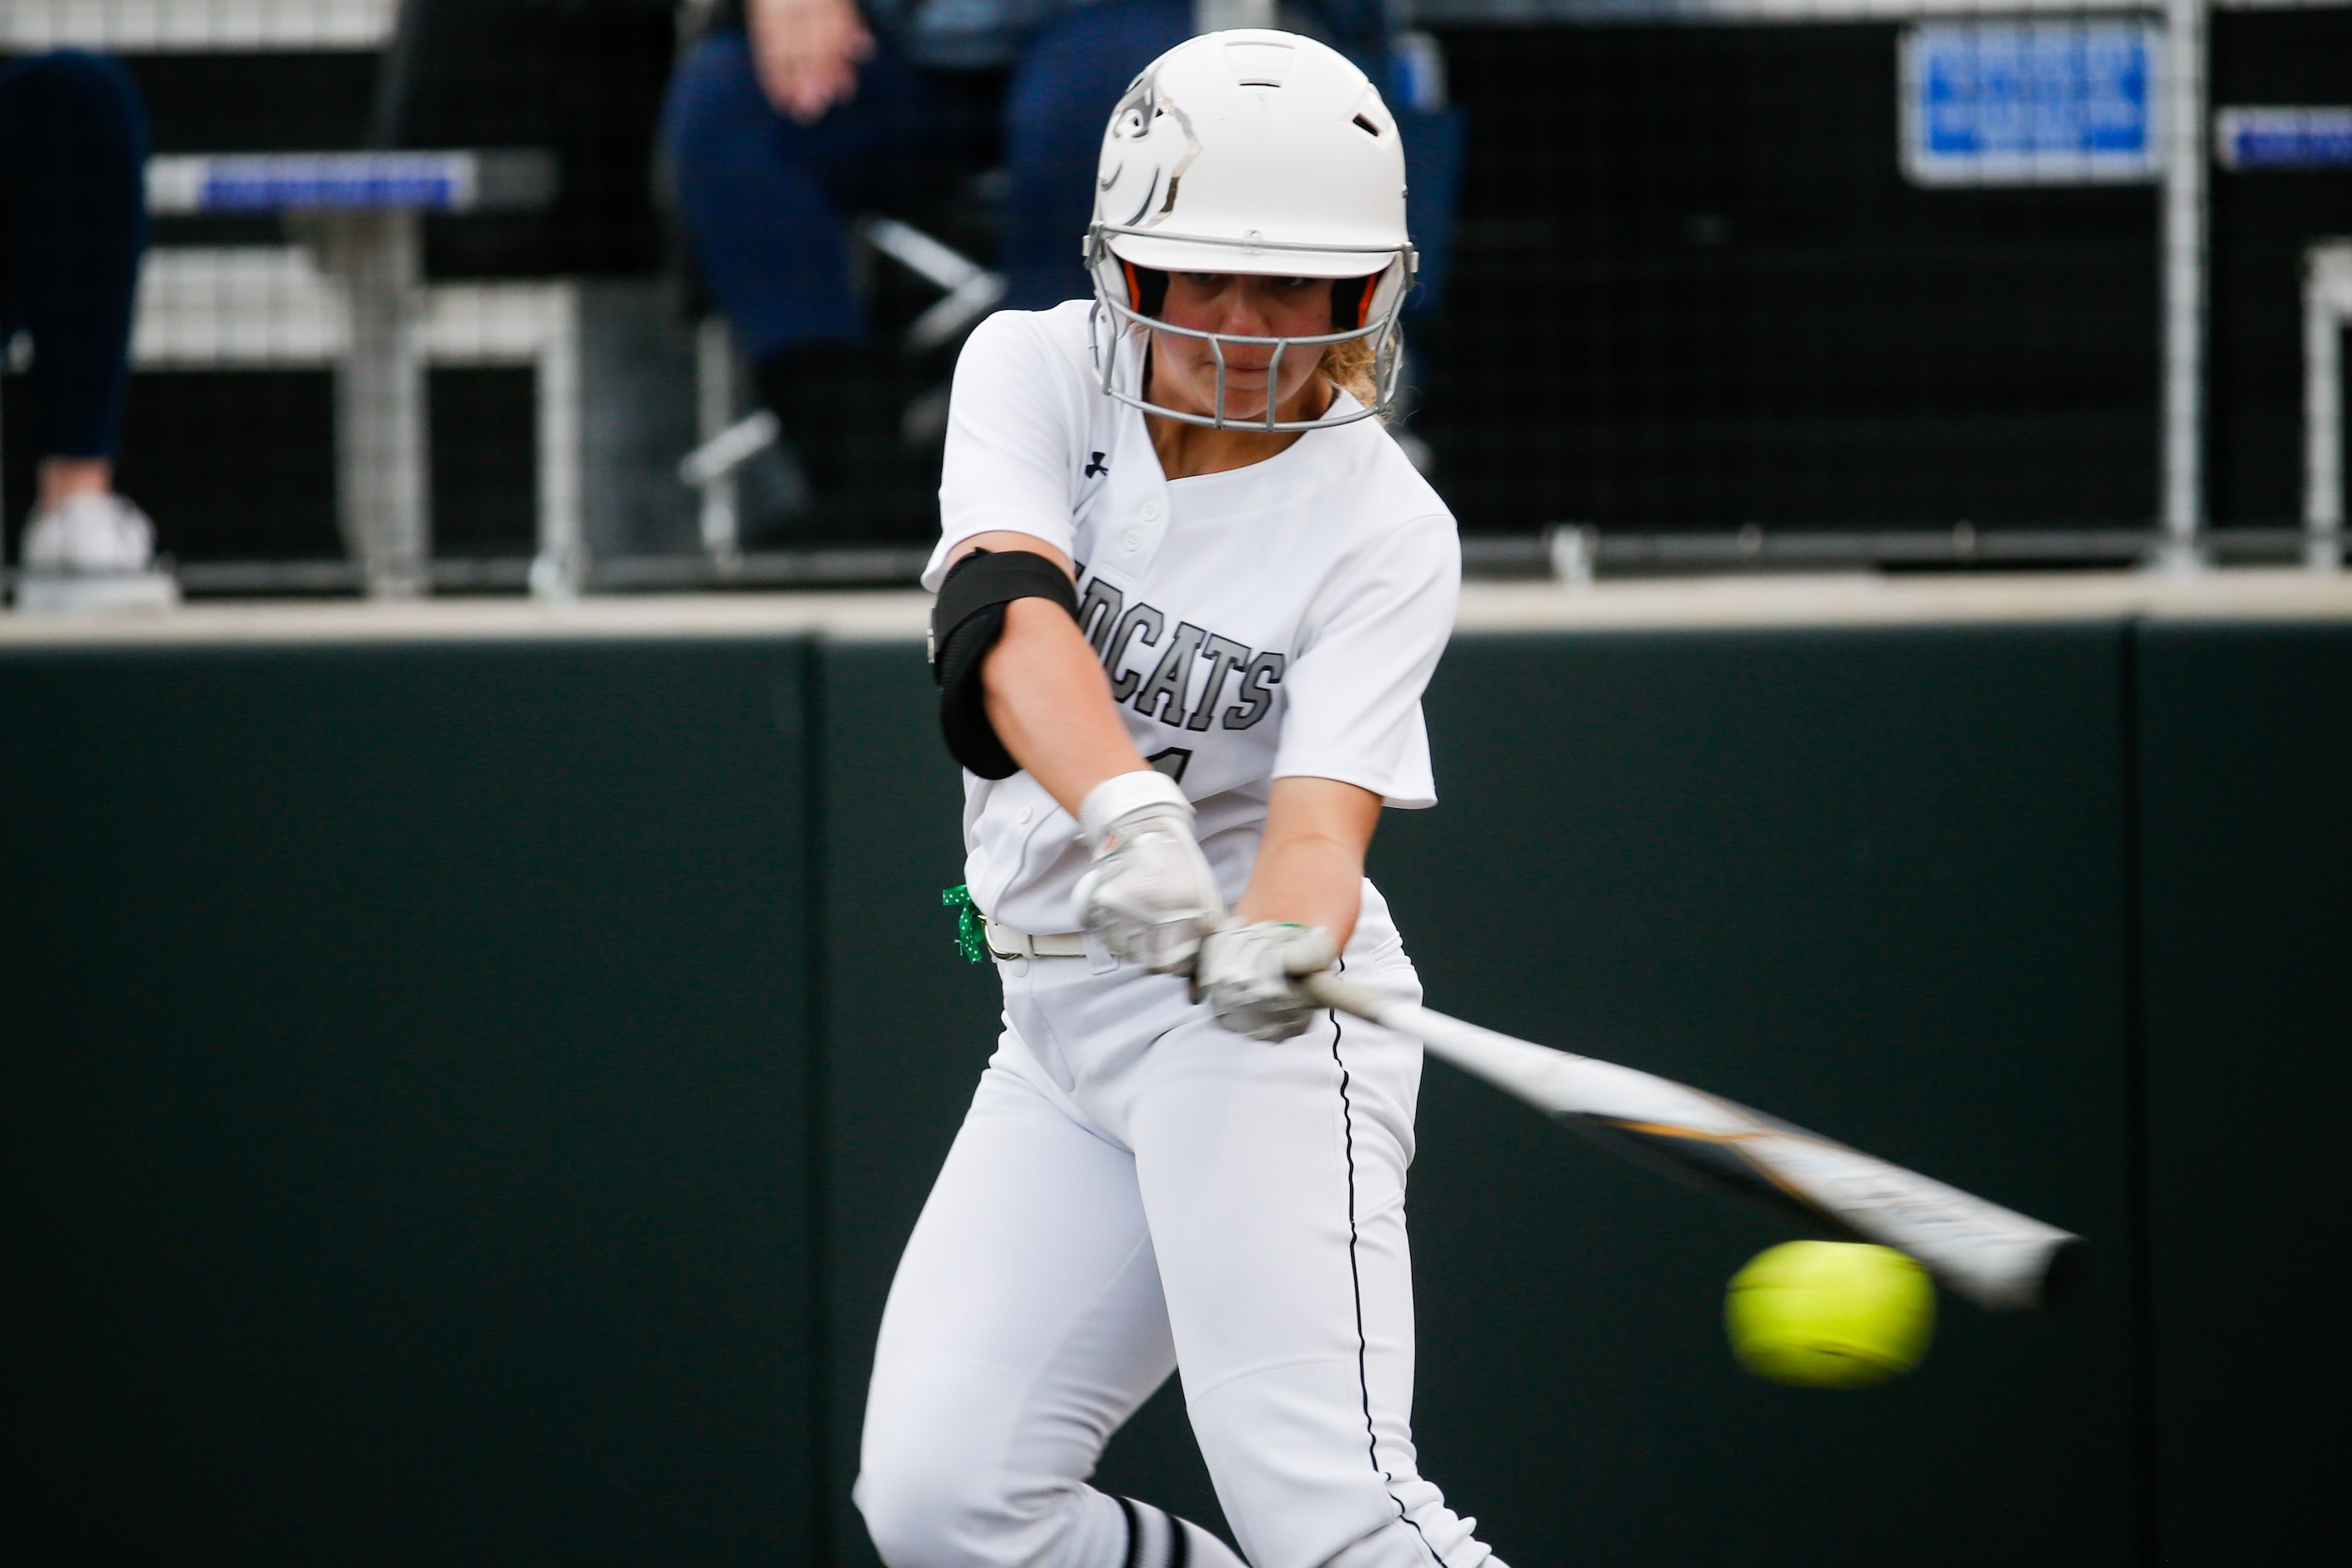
{"left": 14, "top": 492, "right": 178, "bottom": 612}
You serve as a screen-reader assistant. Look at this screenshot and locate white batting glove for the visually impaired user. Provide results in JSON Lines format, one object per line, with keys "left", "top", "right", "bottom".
{"left": 1193, "top": 920, "right": 1338, "bottom": 1042}
{"left": 1070, "top": 770, "right": 1225, "bottom": 974}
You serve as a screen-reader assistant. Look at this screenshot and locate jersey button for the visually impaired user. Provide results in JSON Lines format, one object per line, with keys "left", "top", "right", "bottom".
{"left": 1122, "top": 529, "right": 1141, "bottom": 552}
{"left": 1141, "top": 500, "right": 1162, "bottom": 521}
{"left": 1017, "top": 806, "right": 1034, "bottom": 824}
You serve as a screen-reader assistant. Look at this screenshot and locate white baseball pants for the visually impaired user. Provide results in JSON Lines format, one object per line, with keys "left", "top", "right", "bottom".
{"left": 856, "top": 919, "right": 1503, "bottom": 1568}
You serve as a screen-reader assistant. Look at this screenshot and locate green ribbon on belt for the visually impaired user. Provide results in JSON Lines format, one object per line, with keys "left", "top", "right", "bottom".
{"left": 941, "top": 883, "right": 988, "bottom": 964}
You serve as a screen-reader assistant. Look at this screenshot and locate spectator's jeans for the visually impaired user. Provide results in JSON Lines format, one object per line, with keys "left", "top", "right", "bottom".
{"left": 0, "top": 50, "right": 148, "bottom": 463}
{"left": 663, "top": 1, "right": 1198, "bottom": 363}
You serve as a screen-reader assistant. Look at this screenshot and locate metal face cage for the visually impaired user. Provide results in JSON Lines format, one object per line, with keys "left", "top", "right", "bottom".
{"left": 1085, "top": 225, "right": 1415, "bottom": 433}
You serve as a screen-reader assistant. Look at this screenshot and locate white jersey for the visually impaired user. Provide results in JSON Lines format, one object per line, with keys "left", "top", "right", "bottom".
{"left": 923, "top": 300, "right": 1460, "bottom": 937}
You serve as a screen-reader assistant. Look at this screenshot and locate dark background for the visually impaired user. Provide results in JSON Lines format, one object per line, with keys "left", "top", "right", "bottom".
{"left": 8, "top": 8, "right": 2348, "bottom": 556}
{"left": 7, "top": 615, "right": 2344, "bottom": 1563}
{"left": 1418, "top": 11, "right": 2352, "bottom": 533}
{"left": 2, "top": 639, "right": 819, "bottom": 1562}
{"left": 2134, "top": 621, "right": 2352, "bottom": 1563}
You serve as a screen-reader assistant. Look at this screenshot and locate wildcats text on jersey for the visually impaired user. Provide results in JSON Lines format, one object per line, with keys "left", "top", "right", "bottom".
{"left": 1074, "top": 565, "right": 1285, "bottom": 735}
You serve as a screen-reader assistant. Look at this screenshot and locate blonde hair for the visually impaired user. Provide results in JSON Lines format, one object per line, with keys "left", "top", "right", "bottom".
{"left": 1319, "top": 331, "right": 1388, "bottom": 421}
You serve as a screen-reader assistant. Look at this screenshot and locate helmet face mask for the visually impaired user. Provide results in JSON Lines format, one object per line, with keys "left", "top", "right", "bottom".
{"left": 1082, "top": 30, "right": 1417, "bottom": 432}
{"left": 1086, "top": 242, "right": 1410, "bottom": 433}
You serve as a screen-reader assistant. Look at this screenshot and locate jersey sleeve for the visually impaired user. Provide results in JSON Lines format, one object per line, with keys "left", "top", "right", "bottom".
{"left": 1270, "top": 510, "right": 1460, "bottom": 809}
{"left": 922, "top": 311, "right": 1084, "bottom": 591}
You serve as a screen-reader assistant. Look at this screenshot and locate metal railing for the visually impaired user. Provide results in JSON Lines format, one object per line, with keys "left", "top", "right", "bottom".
{"left": 2306, "top": 242, "right": 2352, "bottom": 573}
{"left": 19, "top": 525, "right": 2315, "bottom": 602}
{"left": 1, "top": 0, "right": 395, "bottom": 53}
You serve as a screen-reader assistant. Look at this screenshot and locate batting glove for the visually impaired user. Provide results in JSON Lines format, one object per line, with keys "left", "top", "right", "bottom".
{"left": 1193, "top": 920, "right": 1338, "bottom": 1042}
{"left": 1071, "top": 770, "right": 1224, "bottom": 974}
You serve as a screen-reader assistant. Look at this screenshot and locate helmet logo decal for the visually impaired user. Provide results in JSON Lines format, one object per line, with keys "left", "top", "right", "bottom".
{"left": 1121, "top": 171, "right": 1162, "bottom": 230}
{"left": 1095, "top": 68, "right": 1201, "bottom": 234}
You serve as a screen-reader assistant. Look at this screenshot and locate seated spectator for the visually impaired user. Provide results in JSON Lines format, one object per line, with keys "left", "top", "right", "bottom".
{"left": 0, "top": 49, "right": 168, "bottom": 610}
{"left": 663, "top": 0, "right": 1456, "bottom": 540}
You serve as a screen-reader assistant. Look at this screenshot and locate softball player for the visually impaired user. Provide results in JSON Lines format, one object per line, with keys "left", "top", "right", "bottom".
{"left": 857, "top": 31, "right": 1501, "bottom": 1568}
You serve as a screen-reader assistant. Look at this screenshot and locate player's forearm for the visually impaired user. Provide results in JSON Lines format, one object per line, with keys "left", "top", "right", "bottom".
{"left": 1237, "top": 837, "right": 1363, "bottom": 949}
{"left": 1235, "top": 779, "right": 1382, "bottom": 950}
{"left": 982, "top": 597, "right": 1152, "bottom": 818}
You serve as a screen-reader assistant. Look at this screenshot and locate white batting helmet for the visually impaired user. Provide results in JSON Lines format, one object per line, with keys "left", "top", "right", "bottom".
{"left": 1085, "top": 29, "right": 1416, "bottom": 431}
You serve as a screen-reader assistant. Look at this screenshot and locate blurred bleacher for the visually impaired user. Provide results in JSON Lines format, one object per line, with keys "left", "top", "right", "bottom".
{"left": 2, "top": 0, "right": 688, "bottom": 596}
{"left": 4, "top": 0, "right": 2351, "bottom": 597}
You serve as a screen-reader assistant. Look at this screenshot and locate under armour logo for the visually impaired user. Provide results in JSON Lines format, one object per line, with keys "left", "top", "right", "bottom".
{"left": 1085, "top": 452, "right": 1109, "bottom": 478}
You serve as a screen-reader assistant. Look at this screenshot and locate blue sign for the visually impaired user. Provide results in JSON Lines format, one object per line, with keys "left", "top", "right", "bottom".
{"left": 2215, "top": 108, "right": 2352, "bottom": 171}
{"left": 1902, "top": 21, "right": 2164, "bottom": 187}
{"left": 188, "top": 154, "right": 472, "bottom": 213}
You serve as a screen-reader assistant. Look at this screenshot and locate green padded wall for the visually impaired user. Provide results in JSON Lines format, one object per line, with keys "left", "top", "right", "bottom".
{"left": 24, "top": 615, "right": 2321, "bottom": 1565}
{"left": 2137, "top": 623, "right": 2352, "bottom": 1562}
{"left": 813, "top": 640, "right": 994, "bottom": 1565}
{"left": 1369, "top": 627, "right": 2139, "bottom": 1565}
{"left": 1, "top": 640, "right": 817, "bottom": 1565}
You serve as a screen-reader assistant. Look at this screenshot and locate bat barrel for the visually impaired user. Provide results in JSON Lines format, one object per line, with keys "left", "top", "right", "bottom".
{"left": 1302, "top": 971, "right": 2088, "bottom": 1314}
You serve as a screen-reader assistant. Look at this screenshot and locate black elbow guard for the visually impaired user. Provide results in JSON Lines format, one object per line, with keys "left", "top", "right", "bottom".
{"left": 930, "top": 548, "right": 1080, "bottom": 778}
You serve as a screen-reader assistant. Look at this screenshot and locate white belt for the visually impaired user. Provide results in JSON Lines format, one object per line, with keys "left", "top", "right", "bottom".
{"left": 983, "top": 918, "right": 1089, "bottom": 960}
